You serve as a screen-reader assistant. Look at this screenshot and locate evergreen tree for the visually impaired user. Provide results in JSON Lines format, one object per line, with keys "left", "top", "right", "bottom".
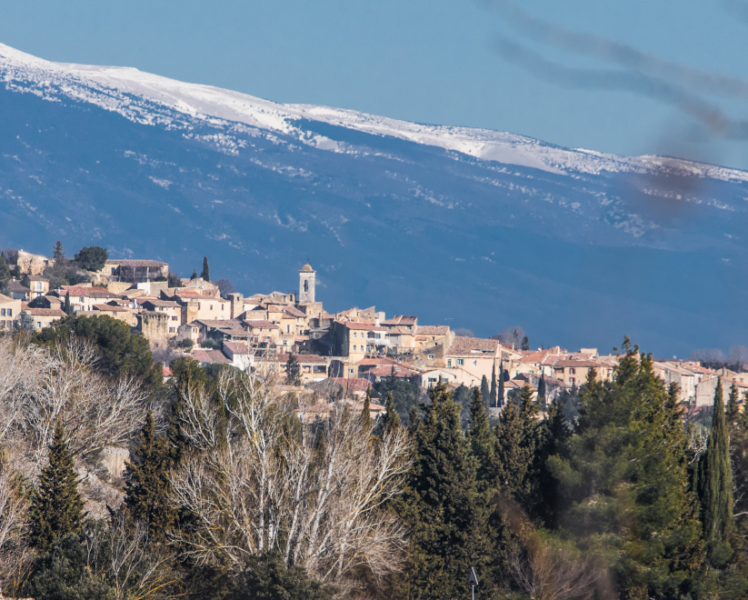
{"left": 53, "top": 240, "right": 66, "bottom": 263}
{"left": 74, "top": 245, "right": 108, "bottom": 271}
{"left": 534, "top": 394, "right": 571, "bottom": 525}
{"left": 727, "top": 382, "right": 740, "bottom": 435}
{"left": 285, "top": 353, "right": 301, "bottom": 386}
{"left": 0, "top": 252, "right": 10, "bottom": 289}
{"left": 361, "top": 386, "right": 373, "bottom": 432}
{"left": 699, "top": 379, "right": 735, "bottom": 565}
{"left": 497, "top": 360, "right": 505, "bottom": 407}
{"left": 28, "top": 423, "right": 85, "bottom": 552}
{"left": 396, "top": 379, "right": 489, "bottom": 600}
{"left": 468, "top": 387, "right": 493, "bottom": 486}
{"left": 23, "top": 533, "right": 115, "bottom": 600}
{"left": 490, "top": 362, "right": 498, "bottom": 407}
{"left": 63, "top": 291, "right": 72, "bottom": 316}
{"left": 480, "top": 375, "right": 490, "bottom": 409}
{"left": 521, "top": 335, "right": 530, "bottom": 351}
{"left": 201, "top": 256, "right": 210, "bottom": 281}
{"left": 549, "top": 340, "right": 704, "bottom": 598}
{"left": 123, "top": 410, "right": 175, "bottom": 540}
{"left": 537, "top": 374, "right": 547, "bottom": 412}
{"left": 382, "top": 391, "right": 401, "bottom": 433}
{"left": 190, "top": 270, "right": 198, "bottom": 280}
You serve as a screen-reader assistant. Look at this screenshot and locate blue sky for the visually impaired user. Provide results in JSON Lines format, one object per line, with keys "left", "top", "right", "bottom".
{"left": 2, "top": 0, "right": 748, "bottom": 169}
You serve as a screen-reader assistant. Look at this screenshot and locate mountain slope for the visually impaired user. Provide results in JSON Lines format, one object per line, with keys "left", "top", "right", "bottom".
{"left": 1, "top": 43, "right": 747, "bottom": 355}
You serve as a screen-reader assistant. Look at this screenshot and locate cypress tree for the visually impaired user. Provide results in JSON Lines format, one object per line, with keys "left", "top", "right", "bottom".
{"left": 397, "top": 379, "right": 489, "bottom": 599}
{"left": 190, "top": 270, "right": 198, "bottom": 280}
{"left": 537, "top": 374, "right": 547, "bottom": 412}
{"left": 480, "top": 375, "right": 490, "bottom": 409}
{"left": 28, "top": 423, "right": 84, "bottom": 552}
{"left": 53, "top": 240, "right": 66, "bottom": 263}
{"left": 382, "top": 391, "right": 401, "bottom": 433}
{"left": 497, "top": 360, "right": 505, "bottom": 407}
{"left": 63, "top": 291, "right": 72, "bottom": 316}
{"left": 727, "top": 382, "right": 740, "bottom": 435}
{"left": 699, "top": 379, "right": 735, "bottom": 564}
{"left": 123, "top": 410, "right": 175, "bottom": 540}
{"left": 201, "top": 256, "right": 210, "bottom": 282}
{"left": 361, "top": 387, "right": 373, "bottom": 432}
{"left": 490, "top": 363, "right": 498, "bottom": 407}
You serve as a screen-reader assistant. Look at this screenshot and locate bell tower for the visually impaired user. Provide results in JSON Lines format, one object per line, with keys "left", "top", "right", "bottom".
{"left": 298, "top": 262, "right": 316, "bottom": 303}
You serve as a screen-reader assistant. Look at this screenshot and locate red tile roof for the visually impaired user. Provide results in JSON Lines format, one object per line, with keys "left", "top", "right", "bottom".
{"left": 244, "top": 319, "right": 279, "bottom": 329}
{"left": 24, "top": 308, "right": 66, "bottom": 317}
{"left": 329, "top": 378, "right": 372, "bottom": 392}
{"left": 190, "top": 350, "right": 232, "bottom": 364}
{"left": 337, "top": 321, "right": 386, "bottom": 331}
{"left": 417, "top": 326, "right": 450, "bottom": 336}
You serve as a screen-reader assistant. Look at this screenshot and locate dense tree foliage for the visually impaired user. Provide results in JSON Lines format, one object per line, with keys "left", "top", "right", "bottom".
{"left": 74, "top": 245, "right": 108, "bottom": 271}
{"left": 372, "top": 375, "right": 423, "bottom": 424}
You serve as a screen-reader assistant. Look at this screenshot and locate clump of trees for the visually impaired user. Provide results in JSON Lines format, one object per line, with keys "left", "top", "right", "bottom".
{"left": 3, "top": 326, "right": 748, "bottom": 599}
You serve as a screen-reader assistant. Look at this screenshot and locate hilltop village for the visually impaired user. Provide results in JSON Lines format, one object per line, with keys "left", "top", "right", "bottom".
{"left": 0, "top": 248, "right": 742, "bottom": 411}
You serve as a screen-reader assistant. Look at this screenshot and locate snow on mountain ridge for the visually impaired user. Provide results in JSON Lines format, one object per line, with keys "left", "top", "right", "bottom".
{"left": 2, "top": 41, "right": 748, "bottom": 183}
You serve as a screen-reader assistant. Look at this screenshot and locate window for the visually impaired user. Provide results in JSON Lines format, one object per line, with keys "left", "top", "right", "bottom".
{"left": 304, "top": 280, "right": 309, "bottom": 292}
{"left": 570, "top": 368, "right": 576, "bottom": 374}
{"left": 172, "top": 316, "right": 178, "bottom": 321}
{"left": 457, "top": 359, "right": 464, "bottom": 366}
{"left": 169, "top": 327, "right": 176, "bottom": 333}
{"left": 570, "top": 377, "right": 576, "bottom": 384}
{"left": 447, "top": 359, "right": 452, "bottom": 368}
{"left": 353, "top": 345, "right": 357, "bottom": 351}
{"left": 0, "top": 309, "right": 4, "bottom": 317}
{"left": 209, "top": 304, "right": 213, "bottom": 310}
{"left": 7, "top": 309, "right": 12, "bottom": 317}
{"left": 349, "top": 368, "right": 354, "bottom": 374}
{"left": 428, "top": 354, "right": 434, "bottom": 360}
{"left": 221, "top": 304, "right": 224, "bottom": 311}
{"left": 198, "top": 302, "right": 201, "bottom": 310}
{"left": 472, "top": 360, "right": 477, "bottom": 366}
{"left": 36, "top": 322, "right": 42, "bottom": 329}
{"left": 353, "top": 332, "right": 357, "bottom": 339}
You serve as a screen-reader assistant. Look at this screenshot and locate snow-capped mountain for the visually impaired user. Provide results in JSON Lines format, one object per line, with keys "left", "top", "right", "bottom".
{"left": 1, "top": 42, "right": 746, "bottom": 355}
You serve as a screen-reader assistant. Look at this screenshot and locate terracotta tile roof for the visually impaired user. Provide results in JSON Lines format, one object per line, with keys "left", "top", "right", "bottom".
{"left": 223, "top": 342, "right": 251, "bottom": 355}
{"left": 193, "top": 319, "right": 237, "bottom": 328}
{"left": 9, "top": 281, "right": 30, "bottom": 293}
{"left": 92, "top": 304, "right": 131, "bottom": 312}
{"left": 141, "top": 298, "right": 180, "bottom": 308}
{"left": 519, "top": 350, "right": 552, "bottom": 363}
{"left": 106, "top": 259, "right": 167, "bottom": 267}
{"left": 329, "top": 378, "right": 372, "bottom": 392}
{"left": 382, "top": 315, "right": 418, "bottom": 326}
{"left": 447, "top": 337, "right": 499, "bottom": 356}
{"left": 337, "top": 321, "right": 386, "bottom": 331}
{"left": 278, "top": 353, "right": 327, "bottom": 364}
{"left": 364, "top": 365, "right": 421, "bottom": 378}
{"left": 26, "top": 275, "right": 48, "bottom": 282}
{"left": 163, "top": 366, "right": 173, "bottom": 377}
{"left": 550, "top": 360, "right": 604, "bottom": 368}
{"left": 417, "top": 326, "right": 450, "bottom": 335}
{"left": 0, "top": 293, "right": 14, "bottom": 303}
{"left": 23, "top": 308, "right": 66, "bottom": 317}
{"left": 191, "top": 349, "right": 232, "bottom": 364}
{"left": 244, "top": 320, "right": 279, "bottom": 329}
{"left": 357, "top": 357, "right": 400, "bottom": 366}
{"left": 282, "top": 306, "right": 307, "bottom": 318}
{"left": 60, "top": 286, "right": 119, "bottom": 298}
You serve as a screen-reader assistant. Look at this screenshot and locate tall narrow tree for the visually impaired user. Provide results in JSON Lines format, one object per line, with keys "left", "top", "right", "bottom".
{"left": 537, "top": 374, "right": 547, "bottom": 412}
{"left": 201, "top": 256, "right": 210, "bottom": 282}
{"left": 497, "top": 360, "right": 505, "bottom": 407}
{"left": 480, "top": 375, "right": 490, "bottom": 409}
{"left": 727, "top": 382, "right": 740, "bottom": 435}
{"left": 27, "top": 423, "right": 84, "bottom": 552}
{"left": 123, "top": 410, "right": 175, "bottom": 540}
{"left": 361, "top": 387, "right": 373, "bottom": 432}
{"left": 468, "top": 387, "right": 493, "bottom": 486}
{"left": 63, "top": 291, "right": 72, "bottom": 316}
{"left": 382, "top": 391, "right": 401, "bottom": 434}
{"left": 699, "top": 379, "right": 735, "bottom": 564}
{"left": 490, "top": 362, "right": 498, "bottom": 407}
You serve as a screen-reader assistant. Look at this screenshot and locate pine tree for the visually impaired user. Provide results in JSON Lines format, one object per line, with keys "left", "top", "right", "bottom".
{"left": 382, "top": 392, "right": 401, "bottom": 433}
{"left": 537, "top": 374, "right": 547, "bottom": 412}
{"left": 397, "top": 379, "right": 489, "bottom": 600}
{"left": 490, "top": 362, "right": 498, "bottom": 408}
{"left": 497, "top": 360, "right": 505, "bottom": 407}
{"left": 361, "top": 387, "right": 373, "bottom": 432}
{"left": 480, "top": 375, "right": 490, "bottom": 409}
{"left": 63, "top": 291, "right": 72, "bottom": 316}
{"left": 123, "top": 411, "right": 175, "bottom": 540}
{"left": 535, "top": 394, "right": 571, "bottom": 525}
{"left": 699, "top": 379, "right": 735, "bottom": 565}
{"left": 28, "top": 423, "right": 85, "bottom": 552}
{"left": 190, "top": 270, "right": 198, "bottom": 280}
{"left": 550, "top": 341, "right": 704, "bottom": 598}
{"left": 201, "top": 256, "right": 210, "bottom": 282}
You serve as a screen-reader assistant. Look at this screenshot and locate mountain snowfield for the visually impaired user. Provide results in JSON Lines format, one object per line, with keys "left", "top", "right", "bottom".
{"left": 1, "top": 42, "right": 747, "bottom": 355}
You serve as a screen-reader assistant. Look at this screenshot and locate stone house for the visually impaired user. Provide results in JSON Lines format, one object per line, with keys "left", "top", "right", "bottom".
{"left": 135, "top": 311, "right": 171, "bottom": 345}
{"left": 331, "top": 321, "right": 389, "bottom": 360}
{"left": 243, "top": 319, "right": 280, "bottom": 344}
{"left": 103, "top": 259, "right": 169, "bottom": 283}
{"left": 8, "top": 280, "right": 30, "bottom": 301}
{"left": 190, "top": 349, "right": 232, "bottom": 367}
{"left": 421, "top": 369, "right": 459, "bottom": 389}
{"left": 443, "top": 336, "right": 501, "bottom": 387}
{"left": 0, "top": 294, "right": 21, "bottom": 331}
{"left": 381, "top": 315, "right": 418, "bottom": 351}
{"left": 55, "top": 286, "right": 124, "bottom": 312}
{"left": 221, "top": 342, "right": 254, "bottom": 371}
{"left": 328, "top": 359, "right": 360, "bottom": 379}
{"left": 23, "top": 308, "right": 67, "bottom": 331}
{"left": 88, "top": 304, "right": 138, "bottom": 327}
{"left": 140, "top": 298, "right": 181, "bottom": 333}
{"left": 170, "top": 290, "right": 230, "bottom": 323}
{"left": 22, "top": 274, "right": 49, "bottom": 299}
{"left": 279, "top": 353, "right": 329, "bottom": 383}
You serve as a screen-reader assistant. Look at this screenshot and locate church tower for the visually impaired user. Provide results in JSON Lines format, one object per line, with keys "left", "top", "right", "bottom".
{"left": 299, "top": 262, "right": 316, "bottom": 303}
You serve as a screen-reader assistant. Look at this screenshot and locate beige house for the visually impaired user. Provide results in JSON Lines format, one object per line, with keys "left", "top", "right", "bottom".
{"left": 56, "top": 286, "right": 124, "bottom": 312}
{"left": 243, "top": 319, "right": 280, "bottom": 344}
{"left": 443, "top": 337, "right": 501, "bottom": 387}
{"left": 103, "top": 259, "right": 169, "bottom": 283}
{"left": 279, "top": 353, "right": 329, "bottom": 383}
{"left": 23, "top": 308, "right": 67, "bottom": 331}
{"left": 140, "top": 298, "right": 181, "bottom": 333}
{"left": 221, "top": 342, "right": 254, "bottom": 371}
{"left": 23, "top": 275, "right": 50, "bottom": 299}
{"left": 0, "top": 294, "right": 21, "bottom": 331}
{"left": 331, "top": 321, "right": 389, "bottom": 361}
{"left": 381, "top": 315, "right": 418, "bottom": 351}
{"left": 171, "top": 290, "right": 230, "bottom": 323}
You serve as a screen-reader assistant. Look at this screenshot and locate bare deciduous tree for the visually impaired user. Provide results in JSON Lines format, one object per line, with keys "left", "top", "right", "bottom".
{"left": 169, "top": 369, "right": 411, "bottom": 585}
